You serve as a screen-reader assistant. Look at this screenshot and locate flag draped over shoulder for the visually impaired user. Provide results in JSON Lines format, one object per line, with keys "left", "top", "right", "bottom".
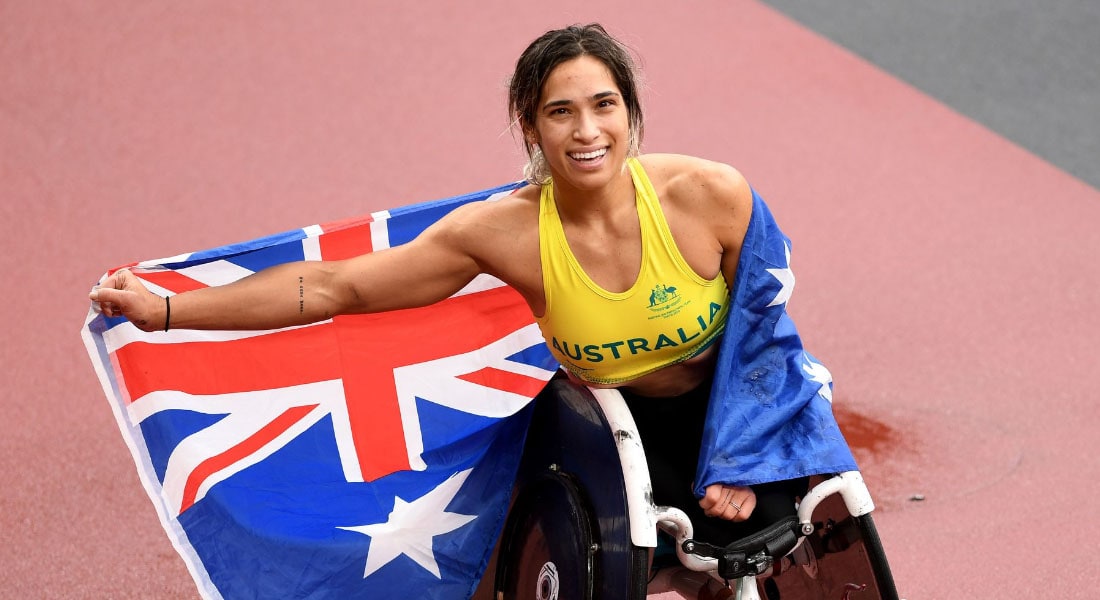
{"left": 81, "top": 182, "right": 560, "bottom": 600}
{"left": 694, "top": 189, "right": 858, "bottom": 497}
{"left": 82, "top": 181, "right": 856, "bottom": 599}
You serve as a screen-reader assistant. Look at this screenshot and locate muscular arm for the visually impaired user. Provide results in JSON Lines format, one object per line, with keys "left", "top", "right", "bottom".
{"left": 643, "top": 155, "right": 757, "bottom": 521}
{"left": 90, "top": 204, "right": 487, "bottom": 332}
{"left": 688, "top": 162, "right": 756, "bottom": 520}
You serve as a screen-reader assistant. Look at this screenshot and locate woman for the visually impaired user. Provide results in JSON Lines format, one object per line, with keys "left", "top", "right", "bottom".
{"left": 90, "top": 23, "right": 806, "bottom": 545}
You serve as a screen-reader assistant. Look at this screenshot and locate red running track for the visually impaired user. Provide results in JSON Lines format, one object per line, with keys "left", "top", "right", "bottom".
{"left": 3, "top": 1, "right": 1099, "bottom": 597}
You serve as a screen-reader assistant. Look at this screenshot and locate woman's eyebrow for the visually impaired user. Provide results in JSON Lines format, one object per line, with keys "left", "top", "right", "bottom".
{"left": 542, "top": 91, "right": 620, "bottom": 110}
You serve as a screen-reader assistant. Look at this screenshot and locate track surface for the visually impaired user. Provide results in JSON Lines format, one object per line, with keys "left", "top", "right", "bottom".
{"left": 3, "top": 2, "right": 1097, "bottom": 597}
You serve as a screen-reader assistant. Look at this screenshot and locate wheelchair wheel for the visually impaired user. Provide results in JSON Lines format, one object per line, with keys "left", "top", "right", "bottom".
{"left": 490, "top": 379, "right": 651, "bottom": 600}
{"left": 853, "top": 513, "right": 898, "bottom": 599}
{"left": 495, "top": 471, "right": 595, "bottom": 600}
{"left": 762, "top": 492, "right": 898, "bottom": 599}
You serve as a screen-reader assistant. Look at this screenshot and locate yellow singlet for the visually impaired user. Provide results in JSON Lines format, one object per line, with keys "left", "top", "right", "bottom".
{"left": 535, "top": 158, "right": 730, "bottom": 385}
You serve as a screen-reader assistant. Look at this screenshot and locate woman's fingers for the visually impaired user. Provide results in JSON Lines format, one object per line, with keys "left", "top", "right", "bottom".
{"left": 699, "top": 483, "right": 756, "bottom": 522}
{"left": 90, "top": 271, "right": 131, "bottom": 312}
{"left": 698, "top": 484, "right": 725, "bottom": 516}
{"left": 89, "top": 269, "right": 161, "bottom": 330}
{"left": 721, "top": 488, "right": 755, "bottom": 522}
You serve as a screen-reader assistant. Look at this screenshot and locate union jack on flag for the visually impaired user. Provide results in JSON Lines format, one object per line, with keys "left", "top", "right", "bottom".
{"left": 81, "top": 182, "right": 559, "bottom": 599}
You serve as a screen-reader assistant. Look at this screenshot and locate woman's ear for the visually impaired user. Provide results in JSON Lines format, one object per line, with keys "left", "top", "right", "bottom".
{"left": 522, "top": 125, "right": 539, "bottom": 146}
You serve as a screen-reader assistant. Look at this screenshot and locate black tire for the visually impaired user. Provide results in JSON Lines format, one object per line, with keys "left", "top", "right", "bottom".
{"left": 855, "top": 514, "right": 898, "bottom": 600}
{"left": 763, "top": 492, "right": 899, "bottom": 599}
{"left": 495, "top": 471, "right": 596, "bottom": 600}
{"left": 492, "top": 380, "right": 654, "bottom": 599}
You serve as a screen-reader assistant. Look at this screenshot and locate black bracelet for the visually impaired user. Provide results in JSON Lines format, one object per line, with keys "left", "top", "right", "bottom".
{"left": 164, "top": 295, "right": 171, "bottom": 332}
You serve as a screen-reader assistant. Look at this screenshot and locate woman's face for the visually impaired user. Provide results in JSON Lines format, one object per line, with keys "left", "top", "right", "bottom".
{"left": 530, "top": 55, "right": 631, "bottom": 192}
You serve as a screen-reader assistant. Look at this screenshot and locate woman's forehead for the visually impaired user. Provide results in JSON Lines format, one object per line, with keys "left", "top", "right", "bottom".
{"left": 540, "top": 55, "right": 620, "bottom": 104}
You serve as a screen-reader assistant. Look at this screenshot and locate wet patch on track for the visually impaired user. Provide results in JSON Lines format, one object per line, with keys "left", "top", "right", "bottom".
{"left": 834, "top": 398, "right": 1023, "bottom": 510}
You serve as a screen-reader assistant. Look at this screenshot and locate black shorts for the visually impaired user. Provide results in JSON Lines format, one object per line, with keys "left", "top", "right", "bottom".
{"left": 620, "top": 381, "right": 807, "bottom": 547}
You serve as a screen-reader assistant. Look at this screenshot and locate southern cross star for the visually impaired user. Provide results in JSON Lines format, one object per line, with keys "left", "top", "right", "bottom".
{"left": 766, "top": 242, "right": 795, "bottom": 307}
{"left": 339, "top": 469, "right": 477, "bottom": 578}
{"left": 802, "top": 354, "right": 834, "bottom": 402}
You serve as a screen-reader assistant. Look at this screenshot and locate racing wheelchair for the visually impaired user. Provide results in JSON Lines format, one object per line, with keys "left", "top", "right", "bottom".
{"left": 475, "top": 377, "right": 899, "bottom": 599}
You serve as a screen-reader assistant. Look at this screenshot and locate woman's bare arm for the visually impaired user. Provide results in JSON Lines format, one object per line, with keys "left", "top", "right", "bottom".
{"left": 90, "top": 205, "right": 486, "bottom": 332}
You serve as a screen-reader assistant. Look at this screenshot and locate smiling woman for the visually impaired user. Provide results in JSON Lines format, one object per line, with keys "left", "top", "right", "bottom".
{"left": 523, "top": 56, "right": 634, "bottom": 197}
{"left": 89, "top": 21, "right": 840, "bottom": 557}
{"left": 508, "top": 23, "right": 644, "bottom": 186}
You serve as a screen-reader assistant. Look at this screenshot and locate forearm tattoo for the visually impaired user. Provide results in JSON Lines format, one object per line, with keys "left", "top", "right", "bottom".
{"left": 298, "top": 276, "right": 304, "bottom": 314}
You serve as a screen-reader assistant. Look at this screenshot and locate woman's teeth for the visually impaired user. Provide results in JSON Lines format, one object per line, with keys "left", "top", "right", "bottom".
{"left": 570, "top": 148, "right": 607, "bottom": 161}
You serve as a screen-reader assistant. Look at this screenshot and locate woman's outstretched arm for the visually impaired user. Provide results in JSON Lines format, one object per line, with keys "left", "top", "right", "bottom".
{"left": 89, "top": 209, "right": 485, "bottom": 332}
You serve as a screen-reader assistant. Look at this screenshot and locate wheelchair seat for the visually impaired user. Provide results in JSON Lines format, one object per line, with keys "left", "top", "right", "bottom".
{"left": 476, "top": 378, "right": 898, "bottom": 600}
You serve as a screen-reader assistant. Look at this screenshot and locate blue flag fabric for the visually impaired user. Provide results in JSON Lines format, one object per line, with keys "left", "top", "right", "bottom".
{"left": 695, "top": 189, "right": 858, "bottom": 497}
{"left": 82, "top": 182, "right": 560, "bottom": 600}
{"left": 82, "top": 181, "right": 855, "bottom": 599}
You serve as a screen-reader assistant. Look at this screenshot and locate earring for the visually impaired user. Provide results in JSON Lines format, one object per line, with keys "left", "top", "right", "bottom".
{"left": 526, "top": 144, "right": 550, "bottom": 185}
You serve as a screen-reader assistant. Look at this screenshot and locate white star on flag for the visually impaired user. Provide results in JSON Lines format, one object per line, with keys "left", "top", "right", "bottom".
{"left": 802, "top": 354, "right": 833, "bottom": 402}
{"left": 339, "top": 469, "right": 478, "bottom": 578}
{"left": 766, "top": 242, "right": 795, "bottom": 307}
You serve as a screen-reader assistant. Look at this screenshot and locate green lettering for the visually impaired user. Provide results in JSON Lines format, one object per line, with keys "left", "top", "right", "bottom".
{"left": 562, "top": 340, "right": 582, "bottom": 360}
{"left": 602, "top": 341, "right": 625, "bottom": 359}
{"left": 677, "top": 328, "right": 700, "bottom": 344}
{"left": 709, "top": 301, "right": 723, "bottom": 323}
{"left": 552, "top": 337, "right": 584, "bottom": 360}
{"left": 653, "top": 334, "right": 678, "bottom": 350}
{"left": 627, "top": 338, "right": 650, "bottom": 354}
{"left": 583, "top": 345, "right": 604, "bottom": 362}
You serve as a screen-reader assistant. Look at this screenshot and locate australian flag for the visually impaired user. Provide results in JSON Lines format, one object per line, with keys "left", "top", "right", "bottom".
{"left": 81, "top": 182, "right": 559, "bottom": 599}
{"left": 81, "top": 181, "right": 857, "bottom": 599}
{"left": 695, "top": 189, "right": 858, "bottom": 496}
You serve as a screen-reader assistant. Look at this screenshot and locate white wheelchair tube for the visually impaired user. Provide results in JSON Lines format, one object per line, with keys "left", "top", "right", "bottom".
{"left": 651, "top": 506, "right": 764, "bottom": 600}
{"left": 588, "top": 387, "right": 661, "bottom": 548}
{"left": 652, "top": 505, "right": 719, "bottom": 573}
{"left": 655, "top": 471, "right": 877, "bottom": 572}
{"left": 587, "top": 386, "right": 878, "bottom": 589}
{"left": 796, "top": 470, "right": 875, "bottom": 535}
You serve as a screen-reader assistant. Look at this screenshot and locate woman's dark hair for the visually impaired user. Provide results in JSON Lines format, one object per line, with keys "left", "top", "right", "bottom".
{"left": 508, "top": 23, "right": 644, "bottom": 184}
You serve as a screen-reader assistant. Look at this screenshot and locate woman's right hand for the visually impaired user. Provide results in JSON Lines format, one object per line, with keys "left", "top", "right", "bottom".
{"left": 699, "top": 483, "right": 757, "bottom": 522}
{"left": 89, "top": 269, "right": 166, "bottom": 332}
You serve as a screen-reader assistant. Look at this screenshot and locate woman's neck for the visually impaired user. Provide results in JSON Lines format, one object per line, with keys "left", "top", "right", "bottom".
{"left": 551, "top": 160, "right": 635, "bottom": 225}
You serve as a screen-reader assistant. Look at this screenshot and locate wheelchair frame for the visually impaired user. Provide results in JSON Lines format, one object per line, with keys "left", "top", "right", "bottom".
{"left": 483, "top": 379, "right": 898, "bottom": 600}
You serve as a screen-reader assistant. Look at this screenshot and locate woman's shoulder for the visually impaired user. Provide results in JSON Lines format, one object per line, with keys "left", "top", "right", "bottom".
{"left": 445, "top": 184, "right": 539, "bottom": 222}
{"left": 434, "top": 184, "right": 540, "bottom": 244}
{"left": 637, "top": 153, "right": 752, "bottom": 209}
{"left": 424, "top": 184, "right": 541, "bottom": 275}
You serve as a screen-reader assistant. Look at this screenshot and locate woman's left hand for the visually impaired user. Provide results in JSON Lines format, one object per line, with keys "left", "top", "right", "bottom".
{"left": 699, "top": 483, "right": 756, "bottom": 522}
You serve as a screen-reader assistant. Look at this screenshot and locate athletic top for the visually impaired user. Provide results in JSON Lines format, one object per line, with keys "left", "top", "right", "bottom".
{"left": 535, "top": 158, "right": 730, "bottom": 384}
